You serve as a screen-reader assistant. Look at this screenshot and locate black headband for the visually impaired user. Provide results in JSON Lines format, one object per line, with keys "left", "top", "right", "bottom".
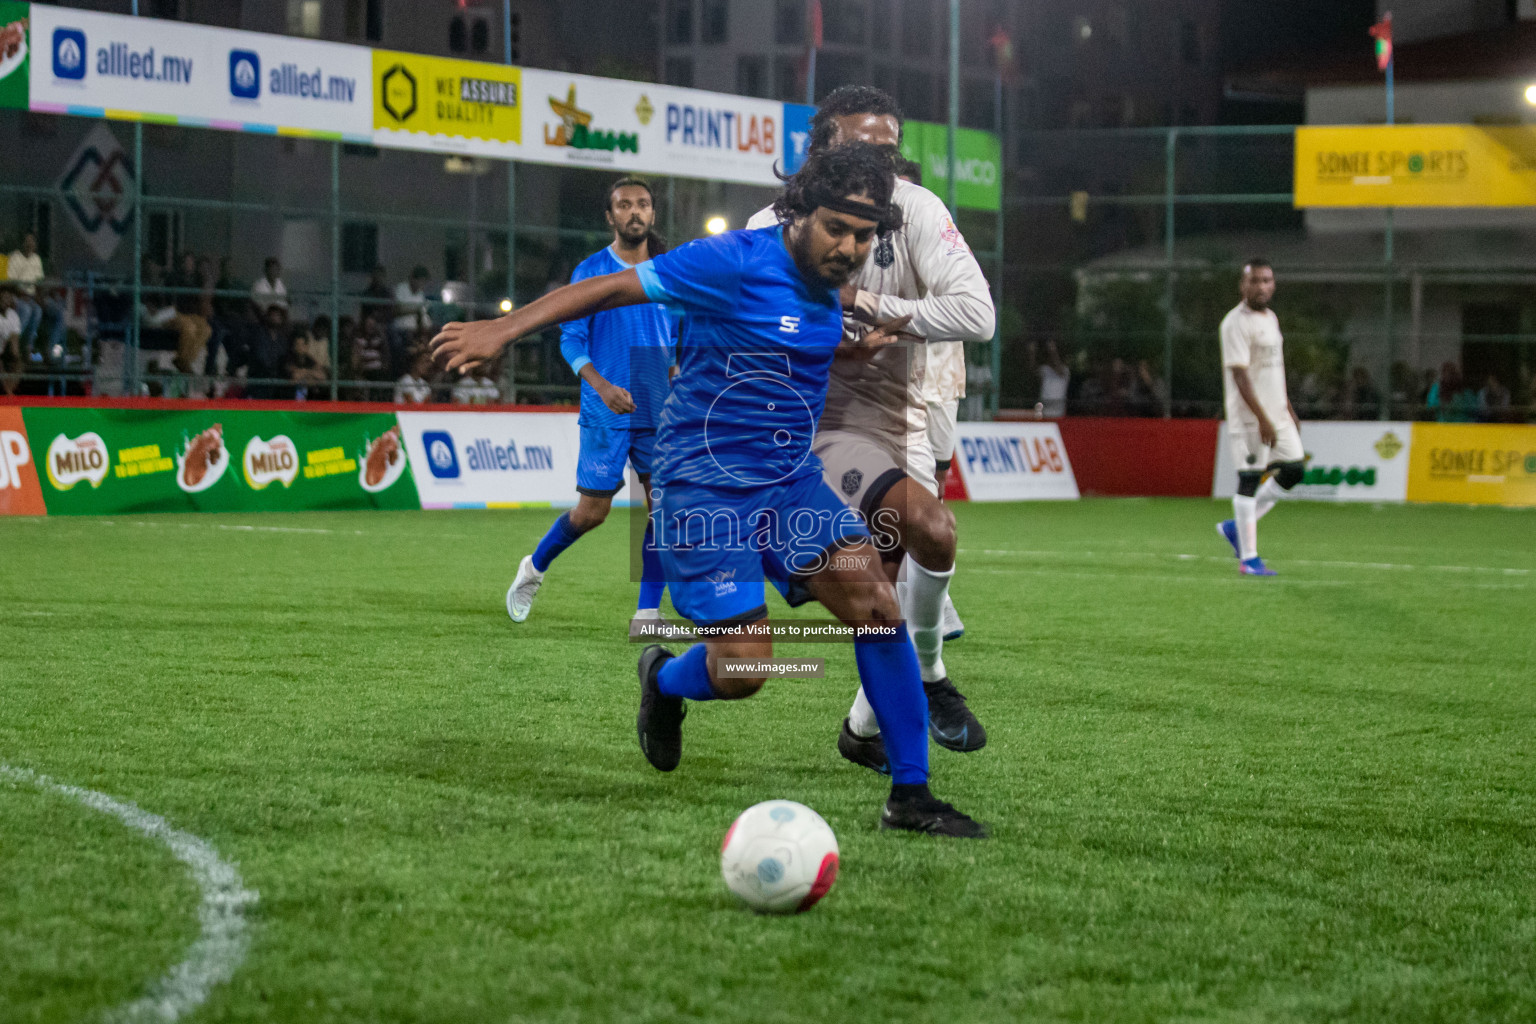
{"left": 806, "top": 188, "right": 898, "bottom": 231}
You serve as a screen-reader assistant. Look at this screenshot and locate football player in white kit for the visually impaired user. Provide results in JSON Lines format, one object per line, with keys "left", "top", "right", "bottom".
{"left": 1215, "top": 259, "right": 1305, "bottom": 576}
{"left": 747, "top": 86, "right": 996, "bottom": 771}
{"left": 898, "top": 156, "right": 967, "bottom": 643}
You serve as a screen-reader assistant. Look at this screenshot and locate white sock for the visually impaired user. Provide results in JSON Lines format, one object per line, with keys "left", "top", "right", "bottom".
{"left": 1255, "top": 477, "right": 1284, "bottom": 520}
{"left": 900, "top": 553, "right": 954, "bottom": 684}
{"left": 847, "top": 686, "right": 880, "bottom": 738}
{"left": 1233, "top": 494, "right": 1259, "bottom": 560}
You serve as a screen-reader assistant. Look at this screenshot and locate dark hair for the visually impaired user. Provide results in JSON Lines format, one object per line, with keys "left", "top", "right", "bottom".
{"left": 264, "top": 256, "right": 280, "bottom": 270}
{"left": 809, "top": 85, "right": 905, "bottom": 153}
{"left": 772, "top": 142, "right": 903, "bottom": 236}
{"left": 411, "top": 265, "right": 430, "bottom": 279}
{"left": 606, "top": 176, "right": 667, "bottom": 255}
{"left": 1243, "top": 258, "right": 1272, "bottom": 276}
{"left": 895, "top": 157, "right": 923, "bottom": 185}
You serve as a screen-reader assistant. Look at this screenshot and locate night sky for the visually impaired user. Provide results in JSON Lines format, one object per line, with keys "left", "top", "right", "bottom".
{"left": 1220, "top": 0, "right": 1380, "bottom": 70}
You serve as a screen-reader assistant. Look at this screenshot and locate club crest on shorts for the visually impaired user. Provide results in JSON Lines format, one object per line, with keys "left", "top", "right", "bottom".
{"left": 841, "top": 468, "right": 863, "bottom": 495}
{"left": 874, "top": 237, "right": 895, "bottom": 269}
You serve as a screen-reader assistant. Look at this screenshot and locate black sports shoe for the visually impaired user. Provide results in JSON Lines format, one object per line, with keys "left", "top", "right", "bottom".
{"left": 880, "top": 783, "right": 989, "bottom": 839}
{"left": 924, "top": 677, "right": 986, "bottom": 752}
{"left": 636, "top": 645, "right": 686, "bottom": 772}
{"left": 836, "top": 718, "right": 890, "bottom": 775}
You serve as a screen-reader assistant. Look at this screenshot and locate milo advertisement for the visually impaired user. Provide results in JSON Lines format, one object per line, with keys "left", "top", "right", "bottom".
{"left": 0, "top": 1, "right": 28, "bottom": 112}
{"left": 24, "top": 408, "right": 414, "bottom": 514}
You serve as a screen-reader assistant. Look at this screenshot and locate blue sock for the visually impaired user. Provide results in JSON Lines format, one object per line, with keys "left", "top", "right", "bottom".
{"left": 656, "top": 645, "right": 719, "bottom": 701}
{"left": 531, "top": 511, "right": 585, "bottom": 573}
{"left": 854, "top": 632, "right": 930, "bottom": 785}
{"left": 638, "top": 522, "right": 666, "bottom": 611}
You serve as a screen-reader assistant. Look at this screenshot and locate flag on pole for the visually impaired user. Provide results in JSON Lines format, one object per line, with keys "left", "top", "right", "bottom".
{"left": 1369, "top": 12, "right": 1393, "bottom": 72}
{"left": 808, "top": 0, "right": 823, "bottom": 49}
{"left": 988, "top": 24, "right": 1018, "bottom": 84}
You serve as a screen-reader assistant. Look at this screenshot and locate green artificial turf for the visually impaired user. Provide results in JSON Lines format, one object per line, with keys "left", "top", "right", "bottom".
{"left": 1, "top": 499, "right": 1533, "bottom": 1023}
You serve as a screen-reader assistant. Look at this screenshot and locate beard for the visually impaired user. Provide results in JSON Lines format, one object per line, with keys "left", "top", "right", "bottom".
{"left": 789, "top": 227, "right": 859, "bottom": 288}
{"left": 617, "top": 218, "right": 651, "bottom": 245}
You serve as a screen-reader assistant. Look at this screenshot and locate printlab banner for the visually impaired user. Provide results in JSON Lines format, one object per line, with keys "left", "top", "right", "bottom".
{"left": 1212, "top": 421, "right": 1413, "bottom": 502}
{"left": 1406, "top": 423, "right": 1536, "bottom": 507}
{"left": 22, "top": 407, "right": 415, "bottom": 514}
{"left": 952, "top": 422, "right": 1079, "bottom": 501}
{"left": 28, "top": 3, "right": 372, "bottom": 139}
{"left": 1295, "top": 125, "right": 1536, "bottom": 208}
{"left": 397, "top": 410, "right": 617, "bottom": 510}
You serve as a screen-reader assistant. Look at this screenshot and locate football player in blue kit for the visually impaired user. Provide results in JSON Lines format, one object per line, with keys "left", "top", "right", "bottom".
{"left": 433, "top": 143, "right": 987, "bottom": 838}
{"left": 506, "top": 178, "right": 677, "bottom": 626}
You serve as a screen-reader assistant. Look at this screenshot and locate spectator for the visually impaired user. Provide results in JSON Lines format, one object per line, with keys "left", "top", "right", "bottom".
{"left": 7, "top": 232, "right": 64, "bottom": 361}
{"left": 453, "top": 357, "right": 501, "bottom": 405}
{"left": 165, "top": 252, "right": 213, "bottom": 373}
{"left": 287, "top": 329, "right": 327, "bottom": 401}
{"left": 359, "top": 264, "right": 392, "bottom": 321}
{"left": 250, "top": 257, "right": 289, "bottom": 319}
{"left": 1426, "top": 362, "right": 1478, "bottom": 423}
{"left": 349, "top": 313, "right": 391, "bottom": 400}
{"left": 1477, "top": 373, "right": 1511, "bottom": 422}
{"left": 0, "top": 286, "right": 21, "bottom": 395}
{"left": 1340, "top": 366, "right": 1379, "bottom": 421}
{"left": 1134, "top": 359, "right": 1168, "bottom": 416}
{"left": 303, "top": 315, "right": 334, "bottom": 379}
{"left": 391, "top": 265, "right": 432, "bottom": 363}
{"left": 247, "top": 305, "right": 291, "bottom": 398}
{"left": 395, "top": 347, "right": 435, "bottom": 405}
{"left": 207, "top": 256, "right": 252, "bottom": 383}
{"left": 1032, "top": 340, "right": 1070, "bottom": 418}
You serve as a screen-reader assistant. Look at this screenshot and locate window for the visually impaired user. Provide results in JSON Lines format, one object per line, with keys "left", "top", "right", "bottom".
{"left": 962, "top": 78, "right": 994, "bottom": 130}
{"left": 665, "top": 0, "right": 693, "bottom": 45}
{"left": 871, "top": 9, "right": 892, "bottom": 49}
{"left": 897, "top": 70, "right": 936, "bottom": 121}
{"left": 1179, "top": 19, "right": 1201, "bottom": 66}
{"left": 449, "top": 16, "right": 467, "bottom": 53}
{"left": 901, "top": 0, "right": 932, "bottom": 56}
{"left": 774, "top": 56, "right": 802, "bottom": 101}
{"left": 342, "top": 223, "right": 378, "bottom": 275}
{"left": 776, "top": 0, "right": 804, "bottom": 45}
{"left": 823, "top": 0, "right": 866, "bottom": 45}
{"left": 19, "top": 199, "right": 54, "bottom": 260}
{"left": 146, "top": 210, "right": 184, "bottom": 270}
{"left": 816, "top": 52, "right": 867, "bottom": 99}
{"left": 345, "top": 0, "right": 382, "bottom": 41}
{"left": 701, "top": 0, "right": 728, "bottom": 44}
{"left": 471, "top": 19, "right": 489, "bottom": 54}
{"left": 665, "top": 57, "right": 694, "bottom": 88}
{"left": 286, "top": 0, "right": 322, "bottom": 38}
{"left": 737, "top": 56, "right": 769, "bottom": 98}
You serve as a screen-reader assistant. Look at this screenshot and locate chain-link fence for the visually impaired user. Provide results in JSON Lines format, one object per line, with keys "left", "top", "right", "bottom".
{"left": 1000, "top": 125, "right": 1536, "bottom": 424}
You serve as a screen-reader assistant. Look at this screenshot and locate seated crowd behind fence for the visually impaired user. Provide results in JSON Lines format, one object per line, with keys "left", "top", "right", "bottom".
{"left": 4, "top": 234, "right": 1533, "bottom": 422}
{"left": 0, "top": 236, "right": 514, "bottom": 406}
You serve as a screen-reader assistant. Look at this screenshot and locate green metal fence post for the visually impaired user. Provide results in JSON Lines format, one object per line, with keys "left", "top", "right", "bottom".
{"left": 990, "top": 71, "right": 1004, "bottom": 419}
{"left": 1162, "top": 127, "right": 1177, "bottom": 419}
{"left": 330, "top": 140, "right": 341, "bottom": 402}
{"left": 945, "top": 0, "right": 959, "bottom": 219}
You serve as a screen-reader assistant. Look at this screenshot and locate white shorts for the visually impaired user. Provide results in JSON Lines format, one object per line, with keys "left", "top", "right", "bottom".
{"left": 1229, "top": 419, "right": 1304, "bottom": 473}
{"left": 815, "top": 429, "right": 932, "bottom": 517}
{"left": 926, "top": 398, "right": 959, "bottom": 464}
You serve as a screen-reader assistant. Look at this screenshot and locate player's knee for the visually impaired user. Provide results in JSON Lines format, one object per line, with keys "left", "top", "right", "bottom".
{"left": 707, "top": 640, "right": 771, "bottom": 698}
{"left": 1275, "top": 461, "right": 1305, "bottom": 491}
{"left": 1236, "top": 471, "right": 1263, "bottom": 498}
{"left": 906, "top": 500, "right": 956, "bottom": 569}
{"left": 569, "top": 501, "right": 610, "bottom": 531}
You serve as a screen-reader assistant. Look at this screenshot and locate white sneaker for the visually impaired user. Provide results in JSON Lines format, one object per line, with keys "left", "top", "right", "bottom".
{"left": 506, "top": 555, "right": 544, "bottom": 623}
{"left": 941, "top": 593, "right": 965, "bottom": 642}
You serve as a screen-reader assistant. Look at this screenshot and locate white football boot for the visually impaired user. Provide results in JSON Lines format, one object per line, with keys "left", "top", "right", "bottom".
{"left": 506, "top": 554, "right": 545, "bottom": 623}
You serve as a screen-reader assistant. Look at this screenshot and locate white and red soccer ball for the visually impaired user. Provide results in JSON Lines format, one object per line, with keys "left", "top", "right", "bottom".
{"left": 720, "top": 800, "right": 839, "bottom": 914}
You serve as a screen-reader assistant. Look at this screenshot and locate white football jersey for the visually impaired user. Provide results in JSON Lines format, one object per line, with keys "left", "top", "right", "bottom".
{"left": 1220, "top": 302, "right": 1290, "bottom": 426}
{"left": 745, "top": 177, "right": 993, "bottom": 442}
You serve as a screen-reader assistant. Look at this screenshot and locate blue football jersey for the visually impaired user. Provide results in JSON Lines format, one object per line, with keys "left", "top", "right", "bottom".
{"left": 559, "top": 245, "right": 677, "bottom": 431}
{"left": 636, "top": 227, "right": 845, "bottom": 490}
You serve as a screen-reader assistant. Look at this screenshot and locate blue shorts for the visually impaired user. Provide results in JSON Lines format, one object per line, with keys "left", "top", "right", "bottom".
{"left": 576, "top": 423, "right": 655, "bottom": 497}
{"left": 655, "top": 473, "right": 870, "bottom": 628}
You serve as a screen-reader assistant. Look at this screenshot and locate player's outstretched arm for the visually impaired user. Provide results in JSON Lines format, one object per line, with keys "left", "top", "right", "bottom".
{"left": 431, "top": 269, "right": 650, "bottom": 374}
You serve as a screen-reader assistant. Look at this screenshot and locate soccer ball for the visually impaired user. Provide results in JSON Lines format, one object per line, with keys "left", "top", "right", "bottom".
{"left": 720, "top": 800, "right": 839, "bottom": 914}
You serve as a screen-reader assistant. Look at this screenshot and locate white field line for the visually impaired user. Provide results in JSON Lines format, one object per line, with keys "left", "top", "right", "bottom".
{"left": 0, "top": 765, "right": 257, "bottom": 1023}
{"left": 959, "top": 548, "right": 1532, "bottom": 577}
